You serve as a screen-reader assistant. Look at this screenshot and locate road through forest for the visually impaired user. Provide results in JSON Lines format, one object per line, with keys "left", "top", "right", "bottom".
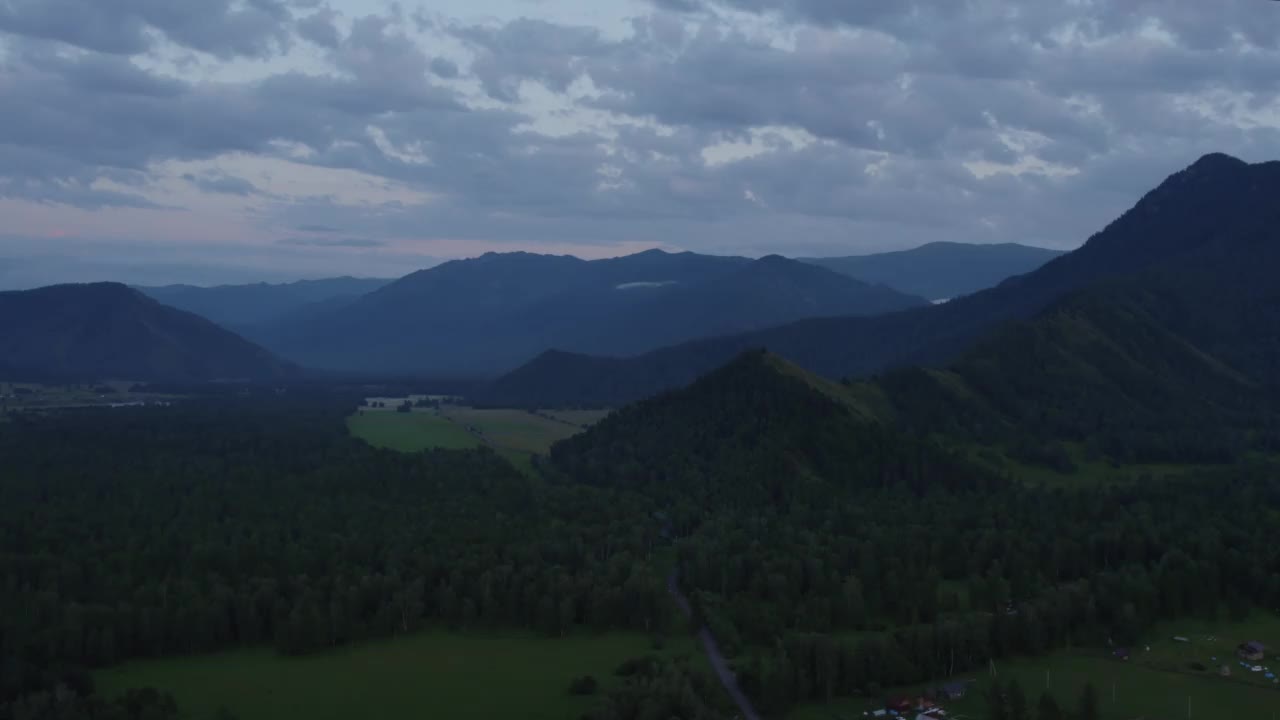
{"left": 666, "top": 570, "right": 763, "bottom": 720}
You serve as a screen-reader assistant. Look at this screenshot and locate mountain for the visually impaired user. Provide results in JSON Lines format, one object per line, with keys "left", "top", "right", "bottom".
{"left": 485, "top": 153, "right": 1278, "bottom": 408}
{"left": 801, "top": 242, "right": 1064, "bottom": 301}
{"left": 872, "top": 203, "right": 1280, "bottom": 464}
{"left": 0, "top": 283, "right": 297, "bottom": 381}
{"left": 548, "top": 350, "right": 996, "bottom": 505}
{"left": 137, "top": 276, "right": 393, "bottom": 330}
{"left": 550, "top": 153, "right": 1280, "bottom": 469}
{"left": 254, "top": 250, "right": 926, "bottom": 376}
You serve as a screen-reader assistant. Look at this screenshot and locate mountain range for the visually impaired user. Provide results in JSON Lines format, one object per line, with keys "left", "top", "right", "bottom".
{"left": 549, "top": 153, "right": 1280, "bottom": 479}
{"left": 247, "top": 251, "right": 927, "bottom": 376}
{"left": 800, "top": 241, "right": 1063, "bottom": 301}
{"left": 0, "top": 283, "right": 296, "bottom": 381}
{"left": 483, "top": 153, "right": 1280, "bottom": 409}
{"left": 137, "top": 276, "right": 393, "bottom": 331}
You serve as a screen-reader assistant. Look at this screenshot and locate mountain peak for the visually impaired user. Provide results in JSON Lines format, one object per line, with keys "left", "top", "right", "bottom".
{"left": 1188, "top": 152, "right": 1247, "bottom": 172}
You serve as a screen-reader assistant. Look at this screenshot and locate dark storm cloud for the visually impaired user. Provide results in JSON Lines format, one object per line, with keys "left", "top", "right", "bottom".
{"left": 0, "top": 0, "right": 295, "bottom": 58}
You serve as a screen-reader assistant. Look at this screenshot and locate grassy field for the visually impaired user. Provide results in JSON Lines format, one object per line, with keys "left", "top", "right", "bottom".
{"left": 97, "top": 630, "right": 697, "bottom": 720}
{"left": 542, "top": 409, "right": 614, "bottom": 428}
{"left": 347, "top": 403, "right": 602, "bottom": 474}
{"left": 791, "top": 614, "right": 1280, "bottom": 720}
{"left": 442, "top": 408, "right": 582, "bottom": 454}
{"left": 347, "top": 411, "right": 482, "bottom": 452}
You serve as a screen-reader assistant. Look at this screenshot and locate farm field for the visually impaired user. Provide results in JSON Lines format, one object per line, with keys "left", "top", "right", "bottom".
{"left": 542, "top": 409, "right": 613, "bottom": 428}
{"left": 346, "top": 411, "right": 481, "bottom": 452}
{"left": 348, "top": 401, "right": 606, "bottom": 470}
{"left": 97, "top": 630, "right": 699, "bottom": 720}
{"left": 442, "top": 407, "right": 582, "bottom": 454}
{"left": 790, "top": 614, "right": 1280, "bottom": 720}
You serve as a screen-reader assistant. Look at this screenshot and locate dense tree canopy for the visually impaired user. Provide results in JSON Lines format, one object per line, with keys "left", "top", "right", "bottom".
{"left": 0, "top": 395, "right": 676, "bottom": 718}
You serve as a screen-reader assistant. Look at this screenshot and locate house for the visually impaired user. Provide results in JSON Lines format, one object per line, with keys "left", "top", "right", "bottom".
{"left": 1238, "top": 641, "right": 1266, "bottom": 661}
{"left": 1113, "top": 647, "right": 1130, "bottom": 660}
{"left": 937, "top": 681, "right": 969, "bottom": 700}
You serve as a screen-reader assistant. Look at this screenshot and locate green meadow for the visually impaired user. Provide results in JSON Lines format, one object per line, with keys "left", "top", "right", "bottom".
{"left": 346, "top": 411, "right": 482, "bottom": 452}
{"left": 442, "top": 407, "right": 582, "bottom": 454}
{"left": 97, "top": 630, "right": 697, "bottom": 720}
{"left": 791, "top": 614, "right": 1280, "bottom": 720}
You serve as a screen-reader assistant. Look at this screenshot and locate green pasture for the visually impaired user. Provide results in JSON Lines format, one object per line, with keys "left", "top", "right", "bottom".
{"left": 346, "top": 411, "right": 481, "bottom": 452}
{"left": 97, "top": 630, "right": 697, "bottom": 720}
{"left": 791, "top": 614, "right": 1280, "bottom": 720}
{"left": 443, "top": 407, "right": 582, "bottom": 454}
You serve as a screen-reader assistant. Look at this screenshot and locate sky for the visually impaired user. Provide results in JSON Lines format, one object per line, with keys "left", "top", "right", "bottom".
{"left": 1, "top": 0, "right": 1279, "bottom": 287}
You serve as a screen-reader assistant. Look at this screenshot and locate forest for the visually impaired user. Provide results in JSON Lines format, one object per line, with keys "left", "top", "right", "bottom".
{"left": 4, "top": 368, "right": 1280, "bottom": 719}
{"left": 0, "top": 393, "right": 703, "bottom": 720}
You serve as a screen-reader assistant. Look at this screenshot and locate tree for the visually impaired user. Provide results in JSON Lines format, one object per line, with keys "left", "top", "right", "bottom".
{"left": 1007, "top": 678, "right": 1029, "bottom": 720}
{"left": 985, "top": 681, "right": 1009, "bottom": 720}
{"left": 1037, "top": 690, "right": 1063, "bottom": 720}
{"left": 1076, "top": 682, "right": 1099, "bottom": 720}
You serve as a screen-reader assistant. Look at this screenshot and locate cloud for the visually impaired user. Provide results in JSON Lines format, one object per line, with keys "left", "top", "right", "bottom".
{"left": 182, "top": 171, "right": 258, "bottom": 196}
{"left": 3, "top": 0, "right": 1280, "bottom": 283}
{"left": 278, "top": 236, "right": 386, "bottom": 248}
{"left": 296, "top": 7, "right": 340, "bottom": 48}
{"left": 0, "top": 0, "right": 296, "bottom": 58}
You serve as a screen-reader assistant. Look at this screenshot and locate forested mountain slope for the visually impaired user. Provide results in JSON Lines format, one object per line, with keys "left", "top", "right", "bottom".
{"left": 548, "top": 351, "right": 998, "bottom": 508}
{"left": 257, "top": 251, "right": 924, "bottom": 376}
{"left": 873, "top": 217, "right": 1280, "bottom": 464}
{"left": 0, "top": 283, "right": 297, "bottom": 381}
{"left": 487, "top": 153, "right": 1275, "bottom": 408}
{"left": 802, "top": 241, "right": 1064, "bottom": 301}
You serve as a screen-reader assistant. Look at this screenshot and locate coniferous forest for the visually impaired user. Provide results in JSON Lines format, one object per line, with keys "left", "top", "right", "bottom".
{"left": 4, "top": 370, "right": 1280, "bottom": 719}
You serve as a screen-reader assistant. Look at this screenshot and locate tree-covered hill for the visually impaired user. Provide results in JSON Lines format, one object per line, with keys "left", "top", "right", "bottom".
{"left": 0, "top": 283, "right": 297, "bottom": 381}
{"left": 549, "top": 350, "right": 1000, "bottom": 510}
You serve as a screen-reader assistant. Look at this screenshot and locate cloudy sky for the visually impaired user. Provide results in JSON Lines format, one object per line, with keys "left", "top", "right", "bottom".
{"left": 1, "top": 0, "right": 1279, "bottom": 287}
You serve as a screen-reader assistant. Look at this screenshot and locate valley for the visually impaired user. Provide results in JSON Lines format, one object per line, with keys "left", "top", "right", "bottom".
{"left": 5, "top": 155, "right": 1280, "bottom": 720}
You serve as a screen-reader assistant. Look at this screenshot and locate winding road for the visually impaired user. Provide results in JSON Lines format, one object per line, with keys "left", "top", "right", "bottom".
{"left": 667, "top": 570, "right": 763, "bottom": 720}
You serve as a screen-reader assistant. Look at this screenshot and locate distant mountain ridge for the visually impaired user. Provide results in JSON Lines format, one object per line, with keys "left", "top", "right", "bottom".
{"left": 483, "top": 153, "right": 1278, "bottom": 408}
{"left": 801, "top": 242, "right": 1064, "bottom": 301}
{"left": 0, "top": 283, "right": 296, "bottom": 381}
{"left": 137, "top": 276, "right": 393, "bottom": 331}
{"left": 251, "top": 250, "right": 927, "bottom": 376}
{"left": 549, "top": 152, "right": 1280, "bottom": 470}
